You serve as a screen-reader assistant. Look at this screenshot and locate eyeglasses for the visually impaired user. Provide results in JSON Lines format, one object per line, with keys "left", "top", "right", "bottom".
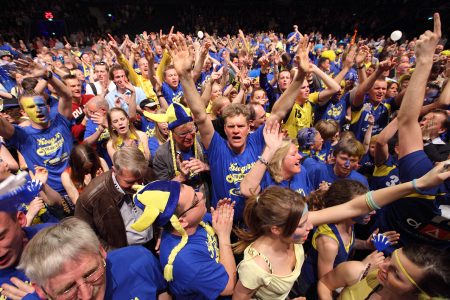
{"left": 173, "top": 126, "right": 197, "bottom": 138}
{"left": 177, "top": 192, "right": 201, "bottom": 217}
{"left": 43, "top": 259, "right": 106, "bottom": 300}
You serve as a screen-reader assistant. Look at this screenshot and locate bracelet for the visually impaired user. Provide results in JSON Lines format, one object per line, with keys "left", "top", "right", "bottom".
{"left": 157, "top": 94, "right": 164, "bottom": 98}
{"left": 257, "top": 155, "right": 269, "bottom": 166}
{"left": 365, "top": 191, "right": 380, "bottom": 211}
{"left": 357, "top": 65, "right": 364, "bottom": 70}
{"left": 411, "top": 179, "right": 426, "bottom": 194}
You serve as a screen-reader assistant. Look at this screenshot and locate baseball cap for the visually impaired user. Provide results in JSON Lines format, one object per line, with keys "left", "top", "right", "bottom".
{"left": 139, "top": 98, "right": 158, "bottom": 110}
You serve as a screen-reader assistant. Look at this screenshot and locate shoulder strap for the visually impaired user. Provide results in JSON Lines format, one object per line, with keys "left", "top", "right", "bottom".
{"left": 248, "top": 247, "right": 273, "bottom": 274}
{"left": 89, "top": 82, "right": 97, "bottom": 95}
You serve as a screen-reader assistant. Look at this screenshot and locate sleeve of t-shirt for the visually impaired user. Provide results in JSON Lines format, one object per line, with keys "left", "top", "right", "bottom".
{"left": 398, "top": 150, "right": 438, "bottom": 195}
{"left": 308, "top": 91, "right": 319, "bottom": 104}
{"left": 7, "top": 125, "right": 28, "bottom": 150}
{"left": 135, "top": 87, "right": 147, "bottom": 106}
{"left": 208, "top": 131, "right": 227, "bottom": 157}
{"left": 237, "top": 259, "right": 271, "bottom": 290}
{"left": 174, "top": 251, "right": 228, "bottom": 298}
{"left": 84, "top": 119, "right": 98, "bottom": 139}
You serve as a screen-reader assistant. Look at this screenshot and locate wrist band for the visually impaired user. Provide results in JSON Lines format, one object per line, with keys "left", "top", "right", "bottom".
{"left": 365, "top": 191, "right": 380, "bottom": 211}
{"left": 411, "top": 179, "right": 426, "bottom": 194}
{"left": 357, "top": 65, "right": 364, "bottom": 70}
{"left": 258, "top": 155, "right": 269, "bottom": 166}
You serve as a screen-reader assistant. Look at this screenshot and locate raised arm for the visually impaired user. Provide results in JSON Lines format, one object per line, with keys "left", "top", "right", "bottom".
{"left": 374, "top": 118, "right": 398, "bottom": 166}
{"left": 167, "top": 33, "right": 215, "bottom": 149}
{"left": 309, "top": 158, "right": 450, "bottom": 226}
{"left": 397, "top": 13, "right": 441, "bottom": 159}
{"left": 333, "top": 45, "right": 356, "bottom": 85}
{"left": 240, "top": 121, "right": 283, "bottom": 197}
{"left": 192, "top": 41, "right": 210, "bottom": 82}
{"left": 269, "top": 36, "right": 312, "bottom": 122}
{"left": 311, "top": 64, "right": 341, "bottom": 105}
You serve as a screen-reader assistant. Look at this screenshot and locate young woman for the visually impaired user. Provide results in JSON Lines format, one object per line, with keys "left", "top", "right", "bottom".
{"left": 61, "top": 144, "right": 109, "bottom": 204}
{"left": 232, "top": 160, "right": 450, "bottom": 300}
{"left": 240, "top": 122, "right": 313, "bottom": 198}
{"left": 106, "top": 107, "right": 150, "bottom": 161}
{"left": 291, "top": 179, "right": 398, "bottom": 299}
{"left": 317, "top": 245, "right": 450, "bottom": 299}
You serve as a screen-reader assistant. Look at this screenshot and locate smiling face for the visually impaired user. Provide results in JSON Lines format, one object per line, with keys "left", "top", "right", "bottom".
{"left": 368, "top": 80, "right": 387, "bottom": 104}
{"left": 334, "top": 153, "right": 359, "bottom": 177}
{"left": 110, "top": 110, "right": 129, "bottom": 135}
{"left": 377, "top": 249, "right": 426, "bottom": 296}
{"left": 20, "top": 96, "right": 50, "bottom": 126}
{"left": 282, "top": 143, "right": 302, "bottom": 178}
{"left": 65, "top": 78, "right": 82, "bottom": 98}
{"left": 224, "top": 114, "right": 250, "bottom": 154}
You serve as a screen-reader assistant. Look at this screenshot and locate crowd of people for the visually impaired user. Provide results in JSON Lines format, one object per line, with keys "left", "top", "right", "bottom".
{"left": 0, "top": 8, "right": 449, "bottom": 300}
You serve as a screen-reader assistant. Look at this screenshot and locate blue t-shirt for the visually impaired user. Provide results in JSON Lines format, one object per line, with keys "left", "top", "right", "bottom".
{"left": 314, "top": 92, "right": 351, "bottom": 127}
{"left": 309, "top": 163, "right": 369, "bottom": 190}
{"left": 84, "top": 119, "right": 112, "bottom": 167}
{"left": 350, "top": 96, "right": 397, "bottom": 142}
{"left": 104, "top": 246, "right": 166, "bottom": 299}
{"left": 7, "top": 114, "right": 73, "bottom": 194}
{"left": 161, "top": 82, "right": 184, "bottom": 105}
{"left": 260, "top": 166, "right": 313, "bottom": 197}
{"left": 377, "top": 150, "right": 450, "bottom": 249}
{"left": 208, "top": 127, "right": 265, "bottom": 220}
{"left": 160, "top": 218, "right": 228, "bottom": 300}
{"left": 141, "top": 117, "right": 156, "bottom": 137}
{"left": 0, "top": 224, "right": 51, "bottom": 299}
{"left": 369, "top": 155, "right": 399, "bottom": 190}
{"left": 148, "top": 136, "right": 160, "bottom": 158}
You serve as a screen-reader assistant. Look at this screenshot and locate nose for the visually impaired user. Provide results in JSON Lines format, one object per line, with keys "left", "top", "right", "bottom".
{"left": 77, "top": 281, "right": 94, "bottom": 299}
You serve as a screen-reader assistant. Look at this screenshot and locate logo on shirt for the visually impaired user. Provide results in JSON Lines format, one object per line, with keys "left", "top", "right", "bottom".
{"left": 206, "top": 230, "right": 220, "bottom": 263}
{"left": 36, "top": 132, "right": 65, "bottom": 157}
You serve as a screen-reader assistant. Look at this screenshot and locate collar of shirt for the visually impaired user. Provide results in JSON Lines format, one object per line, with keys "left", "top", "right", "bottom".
{"left": 112, "top": 173, "right": 126, "bottom": 195}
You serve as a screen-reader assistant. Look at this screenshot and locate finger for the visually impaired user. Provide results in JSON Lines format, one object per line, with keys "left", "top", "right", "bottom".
{"left": 434, "top": 13, "right": 441, "bottom": 37}
{"left": 10, "top": 278, "right": 34, "bottom": 293}
{"left": 169, "top": 26, "right": 175, "bottom": 36}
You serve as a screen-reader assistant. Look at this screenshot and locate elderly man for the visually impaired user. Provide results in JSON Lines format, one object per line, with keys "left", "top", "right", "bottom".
{"left": 18, "top": 218, "right": 170, "bottom": 299}
{"left": 75, "top": 147, "right": 155, "bottom": 251}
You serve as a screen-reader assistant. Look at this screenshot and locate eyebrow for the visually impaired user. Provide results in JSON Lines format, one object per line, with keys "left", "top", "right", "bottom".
{"left": 56, "top": 264, "right": 98, "bottom": 294}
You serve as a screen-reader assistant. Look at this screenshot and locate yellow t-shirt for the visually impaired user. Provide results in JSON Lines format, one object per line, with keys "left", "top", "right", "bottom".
{"left": 237, "top": 244, "right": 305, "bottom": 300}
{"left": 338, "top": 270, "right": 379, "bottom": 300}
{"left": 283, "top": 92, "right": 319, "bottom": 139}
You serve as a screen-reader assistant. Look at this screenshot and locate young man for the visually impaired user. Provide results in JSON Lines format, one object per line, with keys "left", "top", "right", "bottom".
{"left": 85, "top": 62, "right": 116, "bottom": 96}
{"left": 0, "top": 59, "right": 73, "bottom": 195}
{"left": 62, "top": 74, "right": 93, "bottom": 142}
{"left": 130, "top": 180, "right": 236, "bottom": 299}
{"left": 167, "top": 33, "right": 313, "bottom": 220}
{"left": 105, "top": 65, "right": 146, "bottom": 114}
{"left": 18, "top": 218, "right": 170, "bottom": 300}
{"left": 308, "top": 139, "right": 369, "bottom": 189}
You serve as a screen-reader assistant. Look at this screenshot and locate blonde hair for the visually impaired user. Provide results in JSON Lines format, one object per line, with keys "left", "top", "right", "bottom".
{"left": 154, "top": 108, "right": 168, "bottom": 145}
{"left": 267, "top": 139, "right": 294, "bottom": 183}
{"left": 315, "top": 119, "right": 339, "bottom": 140}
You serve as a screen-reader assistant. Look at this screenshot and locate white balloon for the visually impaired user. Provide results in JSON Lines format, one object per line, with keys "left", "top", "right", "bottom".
{"left": 390, "top": 30, "right": 402, "bottom": 42}
{"left": 197, "top": 31, "right": 204, "bottom": 39}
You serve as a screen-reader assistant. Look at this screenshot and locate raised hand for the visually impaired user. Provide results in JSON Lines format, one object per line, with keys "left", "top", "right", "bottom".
{"left": 107, "top": 33, "right": 120, "bottom": 54}
{"left": 295, "top": 35, "right": 313, "bottom": 79}
{"left": 15, "top": 57, "right": 47, "bottom": 78}
{"left": 263, "top": 119, "right": 284, "bottom": 153}
{"left": 343, "top": 45, "right": 357, "bottom": 69}
{"left": 33, "top": 166, "right": 49, "bottom": 185}
{"left": 415, "top": 13, "right": 441, "bottom": 62}
{"left": 355, "top": 45, "right": 369, "bottom": 65}
{"left": 167, "top": 33, "right": 195, "bottom": 76}
{"left": 160, "top": 26, "right": 174, "bottom": 49}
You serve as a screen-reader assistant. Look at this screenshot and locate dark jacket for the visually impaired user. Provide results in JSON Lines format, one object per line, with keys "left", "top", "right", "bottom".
{"left": 75, "top": 169, "right": 155, "bottom": 251}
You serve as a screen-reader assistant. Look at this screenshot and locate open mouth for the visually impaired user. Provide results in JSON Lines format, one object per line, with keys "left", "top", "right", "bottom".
{"left": 0, "top": 252, "right": 10, "bottom": 265}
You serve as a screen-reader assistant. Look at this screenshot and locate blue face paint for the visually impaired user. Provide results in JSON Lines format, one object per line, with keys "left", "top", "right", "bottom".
{"left": 22, "top": 96, "right": 50, "bottom": 124}
{"left": 344, "top": 159, "right": 351, "bottom": 168}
